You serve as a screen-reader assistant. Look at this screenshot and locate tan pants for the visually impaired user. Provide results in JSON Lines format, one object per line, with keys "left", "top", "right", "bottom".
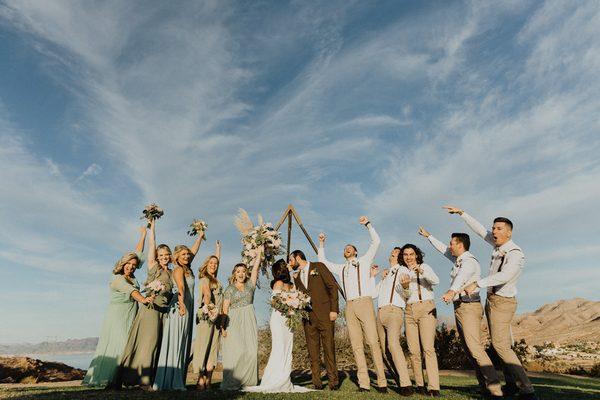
{"left": 454, "top": 301, "right": 502, "bottom": 396}
{"left": 345, "top": 297, "right": 387, "bottom": 389}
{"left": 486, "top": 294, "right": 534, "bottom": 394}
{"left": 376, "top": 305, "right": 411, "bottom": 387}
{"left": 405, "top": 300, "right": 439, "bottom": 391}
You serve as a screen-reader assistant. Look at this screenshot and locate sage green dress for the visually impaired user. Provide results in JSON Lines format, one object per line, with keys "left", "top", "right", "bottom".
{"left": 220, "top": 281, "right": 258, "bottom": 390}
{"left": 192, "top": 277, "right": 223, "bottom": 374}
{"left": 153, "top": 270, "right": 195, "bottom": 391}
{"left": 82, "top": 275, "right": 139, "bottom": 387}
{"left": 117, "top": 264, "right": 172, "bottom": 386}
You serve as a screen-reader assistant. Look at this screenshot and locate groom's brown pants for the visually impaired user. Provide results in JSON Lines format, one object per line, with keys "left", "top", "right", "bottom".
{"left": 304, "top": 316, "right": 338, "bottom": 387}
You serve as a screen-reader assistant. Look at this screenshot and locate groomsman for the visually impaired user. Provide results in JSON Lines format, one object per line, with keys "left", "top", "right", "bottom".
{"left": 444, "top": 206, "right": 538, "bottom": 400}
{"left": 419, "top": 227, "right": 503, "bottom": 398}
{"left": 318, "top": 216, "right": 387, "bottom": 393}
{"left": 372, "top": 247, "right": 413, "bottom": 396}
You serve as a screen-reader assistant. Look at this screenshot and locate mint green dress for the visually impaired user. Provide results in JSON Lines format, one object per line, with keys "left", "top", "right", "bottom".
{"left": 220, "top": 281, "right": 258, "bottom": 390}
{"left": 192, "top": 277, "right": 223, "bottom": 374}
{"left": 82, "top": 275, "right": 139, "bottom": 387}
{"left": 153, "top": 269, "right": 195, "bottom": 390}
{"left": 118, "top": 264, "right": 172, "bottom": 386}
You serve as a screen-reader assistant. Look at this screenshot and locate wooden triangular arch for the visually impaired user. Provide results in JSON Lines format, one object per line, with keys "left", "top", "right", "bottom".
{"left": 274, "top": 204, "right": 318, "bottom": 261}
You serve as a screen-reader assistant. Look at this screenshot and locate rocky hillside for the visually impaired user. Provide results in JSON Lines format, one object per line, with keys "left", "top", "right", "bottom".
{"left": 512, "top": 298, "right": 600, "bottom": 345}
{"left": 0, "top": 338, "right": 98, "bottom": 355}
{"left": 0, "top": 357, "right": 85, "bottom": 383}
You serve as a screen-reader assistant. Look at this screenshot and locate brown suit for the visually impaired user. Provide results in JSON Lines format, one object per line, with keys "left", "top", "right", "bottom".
{"left": 294, "top": 262, "right": 339, "bottom": 388}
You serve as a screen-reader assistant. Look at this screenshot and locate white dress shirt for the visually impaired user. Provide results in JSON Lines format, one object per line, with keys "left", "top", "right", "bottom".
{"left": 402, "top": 263, "right": 439, "bottom": 305}
{"left": 427, "top": 235, "right": 481, "bottom": 301}
{"left": 318, "top": 224, "right": 380, "bottom": 301}
{"left": 297, "top": 262, "right": 310, "bottom": 288}
{"left": 375, "top": 264, "right": 408, "bottom": 309}
{"left": 461, "top": 213, "right": 525, "bottom": 297}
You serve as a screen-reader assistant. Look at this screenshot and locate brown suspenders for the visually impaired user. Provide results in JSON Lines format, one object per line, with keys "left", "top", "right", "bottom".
{"left": 342, "top": 261, "right": 362, "bottom": 299}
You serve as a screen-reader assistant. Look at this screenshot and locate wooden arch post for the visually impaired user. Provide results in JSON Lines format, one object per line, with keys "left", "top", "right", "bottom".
{"left": 274, "top": 204, "right": 318, "bottom": 261}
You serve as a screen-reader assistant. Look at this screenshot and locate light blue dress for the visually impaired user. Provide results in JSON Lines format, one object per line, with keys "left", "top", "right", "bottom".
{"left": 152, "top": 268, "right": 195, "bottom": 391}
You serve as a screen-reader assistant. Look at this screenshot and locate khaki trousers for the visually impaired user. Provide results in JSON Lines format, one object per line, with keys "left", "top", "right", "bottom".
{"left": 376, "top": 305, "right": 412, "bottom": 387}
{"left": 454, "top": 301, "right": 502, "bottom": 395}
{"left": 486, "top": 294, "right": 534, "bottom": 394}
{"left": 345, "top": 297, "right": 387, "bottom": 389}
{"left": 405, "top": 300, "right": 439, "bottom": 391}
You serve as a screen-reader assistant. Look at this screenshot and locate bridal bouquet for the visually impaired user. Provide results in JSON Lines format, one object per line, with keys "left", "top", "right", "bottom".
{"left": 141, "top": 203, "right": 164, "bottom": 222}
{"left": 187, "top": 219, "right": 208, "bottom": 238}
{"left": 144, "top": 279, "right": 166, "bottom": 295}
{"left": 199, "top": 303, "right": 219, "bottom": 323}
{"left": 235, "top": 209, "right": 284, "bottom": 274}
{"left": 270, "top": 290, "right": 311, "bottom": 331}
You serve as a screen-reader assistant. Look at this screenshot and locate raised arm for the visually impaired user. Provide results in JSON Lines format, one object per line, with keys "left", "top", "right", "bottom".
{"left": 360, "top": 216, "right": 381, "bottom": 264}
{"left": 173, "top": 267, "right": 186, "bottom": 316}
{"left": 147, "top": 220, "right": 158, "bottom": 270}
{"left": 135, "top": 225, "right": 147, "bottom": 253}
{"left": 317, "top": 233, "right": 344, "bottom": 275}
{"left": 215, "top": 240, "right": 221, "bottom": 260}
{"left": 249, "top": 246, "right": 263, "bottom": 287}
{"left": 190, "top": 230, "right": 206, "bottom": 257}
{"left": 443, "top": 206, "right": 494, "bottom": 246}
{"left": 419, "top": 227, "right": 454, "bottom": 263}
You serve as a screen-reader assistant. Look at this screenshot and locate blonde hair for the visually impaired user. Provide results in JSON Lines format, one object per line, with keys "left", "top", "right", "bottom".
{"left": 112, "top": 252, "right": 140, "bottom": 276}
{"left": 172, "top": 245, "right": 194, "bottom": 276}
{"left": 228, "top": 263, "right": 249, "bottom": 285}
{"left": 199, "top": 255, "right": 220, "bottom": 288}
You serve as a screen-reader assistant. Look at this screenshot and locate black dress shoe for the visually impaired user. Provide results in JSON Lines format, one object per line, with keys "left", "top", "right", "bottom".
{"left": 415, "top": 386, "right": 427, "bottom": 394}
{"left": 428, "top": 389, "right": 441, "bottom": 397}
{"left": 313, "top": 384, "right": 324, "bottom": 390}
{"left": 358, "top": 387, "right": 369, "bottom": 392}
{"left": 518, "top": 393, "right": 539, "bottom": 400}
{"left": 502, "top": 383, "right": 519, "bottom": 396}
{"left": 375, "top": 386, "right": 388, "bottom": 393}
{"left": 399, "top": 386, "right": 414, "bottom": 396}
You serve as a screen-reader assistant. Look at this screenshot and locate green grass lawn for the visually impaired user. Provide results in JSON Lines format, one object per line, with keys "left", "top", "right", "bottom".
{"left": 2, "top": 372, "right": 599, "bottom": 400}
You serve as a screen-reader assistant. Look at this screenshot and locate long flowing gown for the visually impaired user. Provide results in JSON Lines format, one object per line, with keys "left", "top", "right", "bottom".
{"left": 152, "top": 270, "right": 194, "bottom": 391}
{"left": 82, "top": 275, "right": 139, "bottom": 387}
{"left": 244, "top": 289, "right": 312, "bottom": 393}
{"left": 118, "top": 264, "right": 172, "bottom": 386}
{"left": 191, "top": 277, "right": 223, "bottom": 374}
{"left": 220, "top": 281, "right": 258, "bottom": 390}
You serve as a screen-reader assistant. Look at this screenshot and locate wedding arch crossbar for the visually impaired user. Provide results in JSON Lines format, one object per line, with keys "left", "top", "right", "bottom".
{"left": 274, "top": 204, "right": 318, "bottom": 261}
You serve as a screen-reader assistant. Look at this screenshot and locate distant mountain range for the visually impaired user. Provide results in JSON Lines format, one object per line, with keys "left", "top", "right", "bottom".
{"left": 0, "top": 338, "right": 98, "bottom": 355}
{"left": 512, "top": 297, "right": 600, "bottom": 345}
{"left": 1, "top": 298, "right": 598, "bottom": 355}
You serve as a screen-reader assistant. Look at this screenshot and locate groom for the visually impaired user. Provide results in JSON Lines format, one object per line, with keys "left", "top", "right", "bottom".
{"left": 289, "top": 249, "right": 340, "bottom": 390}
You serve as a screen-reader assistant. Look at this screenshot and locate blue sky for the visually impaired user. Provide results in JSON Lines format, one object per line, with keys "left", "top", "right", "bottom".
{"left": 1, "top": 1, "right": 599, "bottom": 344}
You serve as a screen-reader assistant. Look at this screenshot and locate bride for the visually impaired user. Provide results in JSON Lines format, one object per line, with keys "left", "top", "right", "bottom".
{"left": 244, "top": 259, "right": 312, "bottom": 393}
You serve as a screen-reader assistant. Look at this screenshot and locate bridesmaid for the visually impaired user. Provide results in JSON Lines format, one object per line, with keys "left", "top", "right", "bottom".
{"left": 153, "top": 231, "right": 205, "bottom": 391}
{"left": 83, "top": 228, "right": 154, "bottom": 387}
{"left": 192, "top": 241, "right": 223, "bottom": 390}
{"left": 220, "top": 247, "right": 262, "bottom": 390}
{"left": 117, "top": 219, "right": 173, "bottom": 388}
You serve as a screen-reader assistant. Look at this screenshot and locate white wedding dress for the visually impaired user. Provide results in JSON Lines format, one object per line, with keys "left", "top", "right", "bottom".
{"left": 244, "top": 289, "right": 312, "bottom": 393}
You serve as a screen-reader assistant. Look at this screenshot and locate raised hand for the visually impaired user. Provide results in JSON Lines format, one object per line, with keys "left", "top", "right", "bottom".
{"left": 382, "top": 269, "right": 390, "bottom": 279}
{"left": 443, "top": 205, "right": 464, "bottom": 215}
{"left": 139, "top": 225, "right": 148, "bottom": 235}
{"left": 418, "top": 226, "right": 430, "bottom": 238}
{"left": 359, "top": 216, "right": 369, "bottom": 225}
{"left": 318, "top": 232, "right": 326, "bottom": 245}
{"left": 370, "top": 264, "right": 379, "bottom": 277}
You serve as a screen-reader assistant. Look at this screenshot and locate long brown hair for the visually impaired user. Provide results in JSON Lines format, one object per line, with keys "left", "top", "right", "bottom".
{"left": 228, "top": 263, "right": 249, "bottom": 285}
{"left": 199, "top": 255, "right": 220, "bottom": 288}
{"left": 172, "top": 245, "right": 194, "bottom": 276}
{"left": 112, "top": 252, "right": 140, "bottom": 276}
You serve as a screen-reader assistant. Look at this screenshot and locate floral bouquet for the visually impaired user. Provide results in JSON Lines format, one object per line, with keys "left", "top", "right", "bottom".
{"left": 270, "top": 290, "right": 311, "bottom": 331}
{"left": 141, "top": 203, "right": 164, "bottom": 224}
{"left": 187, "top": 219, "right": 208, "bottom": 238}
{"left": 235, "top": 209, "right": 284, "bottom": 274}
{"left": 198, "top": 303, "right": 219, "bottom": 323}
{"left": 142, "top": 279, "right": 165, "bottom": 308}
